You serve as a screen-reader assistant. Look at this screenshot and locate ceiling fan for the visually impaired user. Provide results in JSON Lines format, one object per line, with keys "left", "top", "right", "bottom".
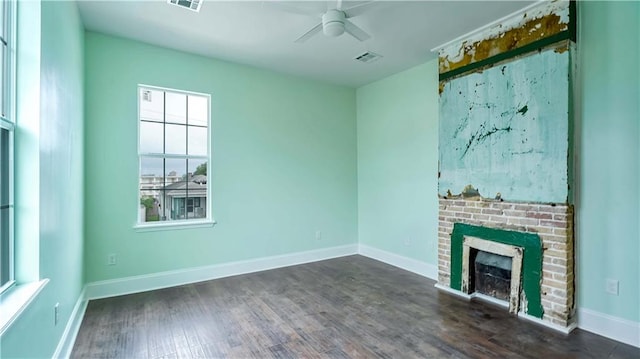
{"left": 266, "top": 0, "right": 374, "bottom": 43}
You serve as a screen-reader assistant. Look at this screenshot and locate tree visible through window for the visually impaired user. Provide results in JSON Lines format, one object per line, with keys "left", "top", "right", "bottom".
{"left": 138, "top": 86, "right": 210, "bottom": 225}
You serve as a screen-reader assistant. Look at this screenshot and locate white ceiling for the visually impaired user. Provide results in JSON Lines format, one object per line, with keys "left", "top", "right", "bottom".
{"left": 77, "top": 0, "right": 536, "bottom": 88}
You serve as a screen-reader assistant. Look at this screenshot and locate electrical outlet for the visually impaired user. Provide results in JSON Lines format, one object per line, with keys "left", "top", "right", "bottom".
{"left": 315, "top": 231, "right": 322, "bottom": 241}
{"left": 54, "top": 303, "right": 59, "bottom": 326}
{"left": 107, "top": 253, "right": 117, "bottom": 266}
{"left": 404, "top": 237, "right": 412, "bottom": 246}
{"left": 605, "top": 279, "right": 619, "bottom": 295}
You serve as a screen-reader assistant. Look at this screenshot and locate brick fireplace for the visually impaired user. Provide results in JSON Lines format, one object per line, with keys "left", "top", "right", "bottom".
{"left": 437, "top": 197, "right": 575, "bottom": 328}
{"left": 433, "top": 0, "right": 576, "bottom": 331}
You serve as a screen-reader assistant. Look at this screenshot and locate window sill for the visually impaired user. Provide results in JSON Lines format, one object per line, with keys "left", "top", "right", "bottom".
{"left": 134, "top": 219, "right": 216, "bottom": 232}
{"left": 0, "top": 279, "right": 49, "bottom": 336}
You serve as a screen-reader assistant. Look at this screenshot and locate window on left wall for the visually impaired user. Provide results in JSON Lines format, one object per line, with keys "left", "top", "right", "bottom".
{"left": 0, "top": 0, "right": 15, "bottom": 293}
{"left": 136, "top": 85, "right": 213, "bottom": 230}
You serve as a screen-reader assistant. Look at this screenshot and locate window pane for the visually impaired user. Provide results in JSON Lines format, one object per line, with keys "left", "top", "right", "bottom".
{"left": 0, "top": 128, "right": 9, "bottom": 287}
{"left": 0, "top": 128, "right": 8, "bottom": 205}
{"left": 0, "top": 1, "right": 6, "bottom": 42}
{"left": 139, "top": 121, "right": 164, "bottom": 154}
{"left": 187, "top": 126, "right": 207, "bottom": 156}
{"left": 188, "top": 159, "right": 207, "bottom": 178}
{"left": 166, "top": 92, "right": 186, "bottom": 124}
{"left": 139, "top": 157, "right": 163, "bottom": 223}
{"left": 0, "top": 44, "right": 5, "bottom": 118}
{"left": 139, "top": 89, "right": 164, "bottom": 122}
{"left": 188, "top": 159, "right": 207, "bottom": 219}
{"left": 1, "top": 207, "right": 9, "bottom": 286}
{"left": 139, "top": 189, "right": 162, "bottom": 223}
{"left": 165, "top": 158, "right": 187, "bottom": 220}
{"left": 187, "top": 95, "right": 208, "bottom": 126}
{"left": 140, "top": 157, "right": 163, "bottom": 185}
{"left": 165, "top": 158, "right": 186, "bottom": 184}
{"left": 165, "top": 124, "right": 186, "bottom": 155}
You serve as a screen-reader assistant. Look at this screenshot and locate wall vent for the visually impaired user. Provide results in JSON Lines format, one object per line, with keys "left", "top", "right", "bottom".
{"left": 354, "top": 51, "right": 382, "bottom": 64}
{"left": 167, "top": 0, "right": 203, "bottom": 12}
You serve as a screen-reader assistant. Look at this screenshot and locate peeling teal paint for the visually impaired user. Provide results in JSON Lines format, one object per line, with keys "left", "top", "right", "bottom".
{"left": 439, "top": 48, "right": 570, "bottom": 203}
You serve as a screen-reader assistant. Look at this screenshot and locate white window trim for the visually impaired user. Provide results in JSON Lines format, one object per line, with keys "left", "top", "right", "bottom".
{"left": 0, "top": 279, "right": 48, "bottom": 336}
{"left": 135, "top": 84, "right": 214, "bottom": 231}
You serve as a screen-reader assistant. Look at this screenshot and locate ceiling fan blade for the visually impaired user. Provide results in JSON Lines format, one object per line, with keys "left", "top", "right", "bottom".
{"left": 262, "top": 0, "right": 318, "bottom": 18}
{"left": 344, "top": 19, "right": 371, "bottom": 41}
{"left": 294, "top": 23, "right": 323, "bottom": 43}
{"left": 343, "top": 1, "right": 375, "bottom": 18}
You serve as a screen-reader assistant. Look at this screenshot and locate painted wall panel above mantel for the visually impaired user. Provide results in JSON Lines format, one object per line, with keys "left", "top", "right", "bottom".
{"left": 435, "top": 0, "right": 575, "bottom": 204}
{"left": 438, "top": 47, "right": 570, "bottom": 203}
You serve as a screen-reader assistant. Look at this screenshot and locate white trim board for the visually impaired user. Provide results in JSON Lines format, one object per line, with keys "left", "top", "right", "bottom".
{"left": 358, "top": 244, "right": 437, "bottom": 280}
{"left": 52, "top": 288, "right": 88, "bottom": 359}
{"left": 578, "top": 308, "right": 640, "bottom": 348}
{"left": 84, "top": 244, "right": 358, "bottom": 300}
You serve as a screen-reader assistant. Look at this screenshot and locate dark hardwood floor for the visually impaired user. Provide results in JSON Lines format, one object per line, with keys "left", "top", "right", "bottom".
{"left": 71, "top": 255, "right": 639, "bottom": 358}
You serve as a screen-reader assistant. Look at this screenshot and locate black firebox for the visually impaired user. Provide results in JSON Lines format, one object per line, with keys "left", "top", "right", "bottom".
{"left": 474, "top": 251, "right": 512, "bottom": 301}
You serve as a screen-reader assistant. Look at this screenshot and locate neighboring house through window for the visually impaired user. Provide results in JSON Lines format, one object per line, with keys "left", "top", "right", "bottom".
{"left": 137, "top": 85, "right": 211, "bottom": 227}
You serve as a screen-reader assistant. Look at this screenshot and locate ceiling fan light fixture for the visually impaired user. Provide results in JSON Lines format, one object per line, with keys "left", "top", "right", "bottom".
{"left": 322, "top": 10, "right": 346, "bottom": 37}
{"left": 323, "top": 22, "right": 345, "bottom": 37}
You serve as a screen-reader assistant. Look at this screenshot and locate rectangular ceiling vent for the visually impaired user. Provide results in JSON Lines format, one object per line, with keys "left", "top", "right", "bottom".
{"left": 167, "top": 0, "right": 202, "bottom": 12}
{"left": 354, "top": 51, "right": 382, "bottom": 64}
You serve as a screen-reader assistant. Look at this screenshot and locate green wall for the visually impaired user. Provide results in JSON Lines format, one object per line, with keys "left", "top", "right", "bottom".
{"left": 577, "top": 1, "right": 639, "bottom": 322}
{"left": 1, "top": 1, "right": 85, "bottom": 357}
{"left": 2, "top": 2, "right": 638, "bottom": 357}
{"left": 356, "top": 60, "right": 439, "bottom": 264}
{"left": 84, "top": 33, "right": 357, "bottom": 282}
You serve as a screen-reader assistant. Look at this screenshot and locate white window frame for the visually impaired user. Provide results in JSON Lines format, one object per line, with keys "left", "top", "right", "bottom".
{"left": 135, "top": 84, "right": 214, "bottom": 231}
{"left": 0, "top": 0, "right": 16, "bottom": 294}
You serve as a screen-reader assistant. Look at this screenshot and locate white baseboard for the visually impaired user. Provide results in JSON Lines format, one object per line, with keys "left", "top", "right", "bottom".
{"left": 84, "top": 244, "right": 358, "bottom": 300}
{"left": 519, "top": 313, "right": 577, "bottom": 335}
{"left": 578, "top": 308, "right": 640, "bottom": 348}
{"left": 358, "top": 244, "right": 438, "bottom": 280}
{"left": 52, "top": 288, "right": 88, "bottom": 359}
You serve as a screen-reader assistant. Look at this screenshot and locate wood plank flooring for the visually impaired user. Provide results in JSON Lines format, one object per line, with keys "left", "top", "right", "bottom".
{"left": 71, "top": 255, "right": 639, "bottom": 358}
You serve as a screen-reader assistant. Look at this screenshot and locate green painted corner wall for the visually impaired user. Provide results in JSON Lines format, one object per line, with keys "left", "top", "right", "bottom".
{"left": 355, "top": 1, "right": 639, "bottom": 325}
{"left": 356, "top": 60, "right": 439, "bottom": 265}
{"left": 83, "top": 33, "right": 358, "bottom": 283}
{"left": 576, "top": 1, "right": 639, "bottom": 322}
{"left": 0, "top": 1, "right": 85, "bottom": 358}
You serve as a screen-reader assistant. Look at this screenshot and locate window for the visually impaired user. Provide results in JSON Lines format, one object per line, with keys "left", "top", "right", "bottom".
{"left": 0, "top": 0, "right": 15, "bottom": 293}
{"left": 137, "top": 85, "right": 211, "bottom": 228}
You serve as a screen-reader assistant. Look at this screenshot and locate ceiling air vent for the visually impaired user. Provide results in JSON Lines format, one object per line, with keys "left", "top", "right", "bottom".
{"left": 354, "top": 51, "right": 382, "bottom": 64}
{"left": 167, "top": 0, "right": 203, "bottom": 12}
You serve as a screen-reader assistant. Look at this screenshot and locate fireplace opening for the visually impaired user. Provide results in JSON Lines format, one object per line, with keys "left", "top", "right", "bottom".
{"left": 473, "top": 251, "right": 512, "bottom": 301}
{"left": 461, "top": 235, "right": 524, "bottom": 314}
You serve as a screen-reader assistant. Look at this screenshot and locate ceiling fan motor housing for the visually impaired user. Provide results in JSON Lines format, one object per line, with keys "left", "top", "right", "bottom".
{"left": 322, "top": 9, "right": 346, "bottom": 37}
